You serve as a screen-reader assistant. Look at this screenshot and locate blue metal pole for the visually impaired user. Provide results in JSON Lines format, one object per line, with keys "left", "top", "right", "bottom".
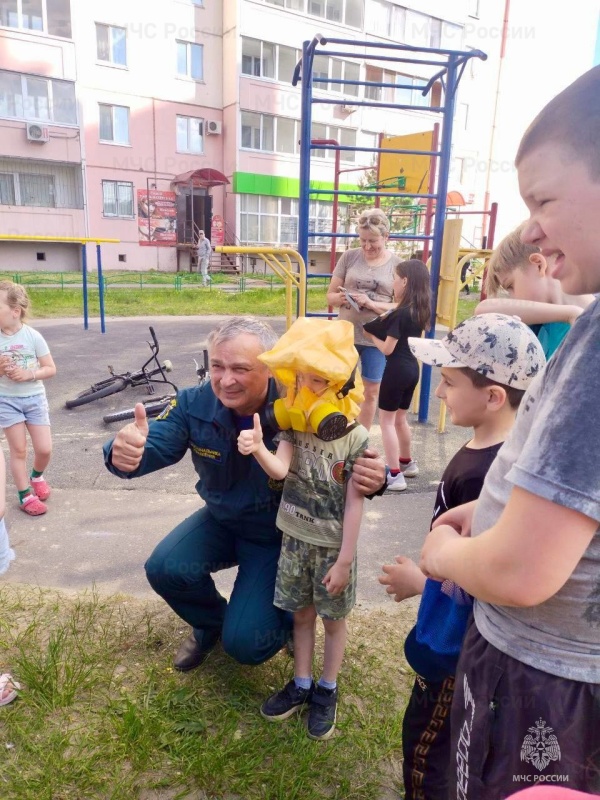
{"left": 96, "top": 243, "right": 106, "bottom": 334}
{"left": 81, "top": 243, "right": 88, "bottom": 330}
{"left": 418, "top": 56, "right": 459, "bottom": 423}
{"left": 298, "top": 39, "right": 313, "bottom": 274}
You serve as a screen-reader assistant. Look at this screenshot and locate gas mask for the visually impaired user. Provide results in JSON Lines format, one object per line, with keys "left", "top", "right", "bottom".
{"left": 258, "top": 318, "right": 364, "bottom": 441}
{"left": 264, "top": 367, "right": 359, "bottom": 441}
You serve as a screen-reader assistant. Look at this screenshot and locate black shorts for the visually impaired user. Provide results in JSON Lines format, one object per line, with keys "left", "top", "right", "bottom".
{"left": 450, "top": 620, "right": 600, "bottom": 800}
{"left": 378, "top": 358, "right": 419, "bottom": 411}
{"left": 403, "top": 674, "right": 455, "bottom": 800}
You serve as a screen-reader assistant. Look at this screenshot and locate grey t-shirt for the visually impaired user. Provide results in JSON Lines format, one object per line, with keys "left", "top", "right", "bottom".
{"left": 332, "top": 248, "right": 398, "bottom": 346}
{"left": 472, "top": 298, "right": 600, "bottom": 683}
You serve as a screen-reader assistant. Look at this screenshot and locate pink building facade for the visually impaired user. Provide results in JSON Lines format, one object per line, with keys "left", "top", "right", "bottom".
{"left": 0, "top": 0, "right": 506, "bottom": 272}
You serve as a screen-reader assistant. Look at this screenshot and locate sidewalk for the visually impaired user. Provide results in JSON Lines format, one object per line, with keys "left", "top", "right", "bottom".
{"left": 2, "top": 316, "right": 469, "bottom": 610}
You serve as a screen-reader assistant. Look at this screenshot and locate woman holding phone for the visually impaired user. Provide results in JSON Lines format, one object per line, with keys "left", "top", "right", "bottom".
{"left": 326, "top": 209, "right": 399, "bottom": 430}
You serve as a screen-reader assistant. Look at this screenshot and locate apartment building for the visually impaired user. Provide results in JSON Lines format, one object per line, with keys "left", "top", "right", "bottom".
{"left": 0, "top": 0, "right": 504, "bottom": 272}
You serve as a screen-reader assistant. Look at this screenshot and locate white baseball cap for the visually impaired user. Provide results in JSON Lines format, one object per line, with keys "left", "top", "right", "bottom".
{"left": 408, "top": 313, "right": 546, "bottom": 391}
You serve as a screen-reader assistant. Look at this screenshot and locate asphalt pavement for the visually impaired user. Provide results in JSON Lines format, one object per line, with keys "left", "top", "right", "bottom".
{"left": 2, "top": 315, "right": 470, "bottom": 612}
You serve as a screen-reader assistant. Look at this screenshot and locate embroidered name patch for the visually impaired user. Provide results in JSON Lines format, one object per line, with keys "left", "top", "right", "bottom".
{"left": 191, "top": 444, "right": 223, "bottom": 463}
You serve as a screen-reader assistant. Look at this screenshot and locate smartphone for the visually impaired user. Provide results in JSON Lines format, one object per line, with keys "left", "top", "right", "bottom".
{"left": 340, "top": 287, "right": 361, "bottom": 312}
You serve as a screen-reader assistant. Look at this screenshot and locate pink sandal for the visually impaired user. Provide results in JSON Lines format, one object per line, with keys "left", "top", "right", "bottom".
{"left": 30, "top": 478, "right": 51, "bottom": 501}
{"left": 0, "top": 673, "right": 20, "bottom": 706}
{"left": 20, "top": 493, "right": 47, "bottom": 516}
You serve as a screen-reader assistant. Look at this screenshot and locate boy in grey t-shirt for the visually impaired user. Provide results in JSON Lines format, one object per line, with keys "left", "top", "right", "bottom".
{"left": 420, "top": 67, "right": 600, "bottom": 798}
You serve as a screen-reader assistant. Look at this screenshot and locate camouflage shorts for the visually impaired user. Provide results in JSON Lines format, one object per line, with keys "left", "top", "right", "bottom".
{"left": 273, "top": 532, "right": 357, "bottom": 620}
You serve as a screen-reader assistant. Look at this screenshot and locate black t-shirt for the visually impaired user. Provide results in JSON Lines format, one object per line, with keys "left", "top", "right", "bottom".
{"left": 404, "top": 441, "right": 503, "bottom": 682}
{"left": 363, "top": 305, "right": 423, "bottom": 363}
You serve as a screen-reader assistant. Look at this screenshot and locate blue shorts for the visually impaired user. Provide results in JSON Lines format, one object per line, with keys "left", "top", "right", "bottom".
{"left": 356, "top": 344, "right": 386, "bottom": 383}
{"left": 0, "top": 393, "right": 50, "bottom": 429}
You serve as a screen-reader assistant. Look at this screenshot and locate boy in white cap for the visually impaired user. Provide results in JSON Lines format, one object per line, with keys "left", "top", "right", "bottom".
{"left": 380, "top": 313, "right": 545, "bottom": 800}
{"left": 420, "top": 65, "right": 600, "bottom": 797}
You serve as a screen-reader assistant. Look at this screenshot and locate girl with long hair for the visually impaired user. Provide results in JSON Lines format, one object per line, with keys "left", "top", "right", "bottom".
{"left": 363, "top": 259, "right": 432, "bottom": 491}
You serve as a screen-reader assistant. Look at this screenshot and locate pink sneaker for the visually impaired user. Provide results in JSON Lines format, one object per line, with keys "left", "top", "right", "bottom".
{"left": 20, "top": 493, "right": 47, "bottom": 516}
{"left": 30, "top": 478, "right": 51, "bottom": 501}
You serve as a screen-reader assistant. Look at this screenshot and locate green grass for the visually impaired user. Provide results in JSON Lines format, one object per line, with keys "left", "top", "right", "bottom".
{"left": 1, "top": 585, "right": 415, "bottom": 800}
{"left": 456, "top": 295, "right": 479, "bottom": 324}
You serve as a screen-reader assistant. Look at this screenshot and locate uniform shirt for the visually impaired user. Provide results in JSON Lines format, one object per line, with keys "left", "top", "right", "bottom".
{"left": 276, "top": 424, "right": 368, "bottom": 547}
{"left": 104, "top": 379, "right": 285, "bottom": 543}
{"left": 473, "top": 299, "right": 600, "bottom": 683}
{"left": 404, "top": 442, "right": 502, "bottom": 682}
{"left": 0, "top": 324, "right": 49, "bottom": 398}
{"left": 332, "top": 249, "right": 398, "bottom": 346}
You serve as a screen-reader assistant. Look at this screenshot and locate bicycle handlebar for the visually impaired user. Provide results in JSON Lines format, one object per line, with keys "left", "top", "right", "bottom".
{"left": 149, "top": 326, "right": 158, "bottom": 350}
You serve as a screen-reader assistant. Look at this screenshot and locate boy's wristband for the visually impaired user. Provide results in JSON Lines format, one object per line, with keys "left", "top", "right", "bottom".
{"left": 30, "top": 369, "right": 36, "bottom": 381}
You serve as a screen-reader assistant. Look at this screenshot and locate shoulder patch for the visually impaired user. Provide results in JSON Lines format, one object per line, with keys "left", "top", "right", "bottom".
{"left": 156, "top": 397, "right": 177, "bottom": 421}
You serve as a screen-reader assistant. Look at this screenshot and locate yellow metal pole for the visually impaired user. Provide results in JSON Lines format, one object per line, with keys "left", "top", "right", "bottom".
{"left": 216, "top": 246, "right": 307, "bottom": 327}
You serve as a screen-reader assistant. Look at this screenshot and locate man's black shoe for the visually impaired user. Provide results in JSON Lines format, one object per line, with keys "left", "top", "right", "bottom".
{"left": 307, "top": 684, "right": 337, "bottom": 740}
{"left": 173, "top": 630, "right": 220, "bottom": 672}
{"left": 261, "top": 679, "right": 314, "bottom": 721}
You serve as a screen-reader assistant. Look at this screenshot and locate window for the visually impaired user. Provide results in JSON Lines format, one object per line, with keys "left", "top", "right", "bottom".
{"left": 311, "top": 123, "right": 356, "bottom": 162}
{"left": 0, "top": 172, "right": 15, "bottom": 204}
{"left": 365, "top": 66, "right": 397, "bottom": 102}
{"left": 277, "top": 44, "right": 297, "bottom": 83}
{"left": 365, "top": 0, "right": 403, "bottom": 38}
{"left": 0, "top": 0, "right": 71, "bottom": 36}
{"left": 177, "top": 115, "right": 204, "bottom": 154}
{"left": 0, "top": 69, "right": 76, "bottom": 124}
{"left": 395, "top": 75, "right": 430, "bottom": 109}
{"left": 102, "top": 180, "right": 134, "bottom": 218}
{"left": 311, "top": 54, "right": 359, "bottom": 96}
{"left": 20, "top": 173, "right": 55, "bottom": 206}
{"left": 99, "top": 103, "right": 129, "bottom": 144}
{"left": 240, "top": 194, "right": 347, "bottom": 246}
{"left": 0, "top": 159, "right": 82, "bottom": 207}
{"left": 176, "top": 41, "right": 203, "bottom": 80}
{"left": 96, "top": 23, "right": 127, "bottom": 66}
{"left": 241, "top": 111, "right": 275, "bottom": 151}
{"left": 264, "top": 0, "right": 362, "bottom": 28}
{"left": 241, "top": 38, "right": 298, "bottom": 83}
{"left": 241, "top": 38, "right": 275, "bottom": 79}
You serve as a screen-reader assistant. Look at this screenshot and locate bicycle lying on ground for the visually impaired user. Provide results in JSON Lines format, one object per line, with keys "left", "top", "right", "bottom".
{"left": 65, "top": 326, "right": 176, "bottom": 410}
{"left": 102, "top": 351, "right": 209, "bottom": 424}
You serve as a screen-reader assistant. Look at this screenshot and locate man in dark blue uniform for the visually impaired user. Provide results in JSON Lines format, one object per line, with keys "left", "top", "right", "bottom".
{"left": 104, "top": 317, "right": 386, "bottom": 671}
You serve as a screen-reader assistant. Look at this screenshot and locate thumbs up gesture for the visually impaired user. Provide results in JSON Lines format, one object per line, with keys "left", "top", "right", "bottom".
{"left": 237, "top": 413, "right": 263, "bottom": 456}
{"left": 111, "top": 403, "right": 149, "bottom": 472}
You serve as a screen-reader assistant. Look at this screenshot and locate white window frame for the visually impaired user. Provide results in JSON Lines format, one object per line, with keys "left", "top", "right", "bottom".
{"left": 102, "top": 179, "right": 134, "bottom": 218}
{"left": 240, "top": 111, "right": 277, "bottom": 152}
{"left": 0, "top": 0, "right": 72, "bottom": 36}
{"left": 98, "top": 103, "right": 130, "bottom": 145}
{"left": 0, "top": 69, "right": 77, "bottom": 124}
{"left": 311, "top": 123, "right": 356, "bottom": 163}
{"left": 240, "top": 194, "right": 348, "bottom": 246}
{"left": 176, "top": 40, "right": 204, "bottom": 81}
{"left": 0, "top": 171, "right": 16, "bottom": 204}
{"left": 0, "top": 0, "right": 44, "bottom": 32}
{"left": 263, "top": 0, "right": 362, "bottom": 28}
{"left": 176, "top": 115, "right": 204, "bottom": 154}
{"left": 96, "top": 23, "right": 127, "bottom": 67}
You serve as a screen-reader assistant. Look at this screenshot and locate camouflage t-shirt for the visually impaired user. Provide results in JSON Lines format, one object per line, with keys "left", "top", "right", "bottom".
{"left": 275, "top": 424, "right": 369, "bottom": 547}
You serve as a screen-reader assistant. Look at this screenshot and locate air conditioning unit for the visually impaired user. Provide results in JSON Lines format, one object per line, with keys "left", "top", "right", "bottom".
{"left": 340, "top": 104, "right": 357, "bottom": 113}
{"left": 26, "top": 122, "right": 50, "bottom": 142}
{"left": 205, "top": 120, "right": 222, "bottom": 135}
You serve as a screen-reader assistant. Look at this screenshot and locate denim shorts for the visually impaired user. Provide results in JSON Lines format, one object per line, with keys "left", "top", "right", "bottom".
{"left": 0, "top": 393, "right": 50, "bottom": 429}
{"left": 356, "top": 344, "right": 386, "bottom": 383}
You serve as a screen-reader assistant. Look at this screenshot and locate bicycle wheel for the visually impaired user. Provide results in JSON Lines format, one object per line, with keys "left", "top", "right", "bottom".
{"left": 102, "top": 395, "right": 174, "bottom": 424}
{"left": 65, "top": 377, "right": 128, "bottom": 409}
